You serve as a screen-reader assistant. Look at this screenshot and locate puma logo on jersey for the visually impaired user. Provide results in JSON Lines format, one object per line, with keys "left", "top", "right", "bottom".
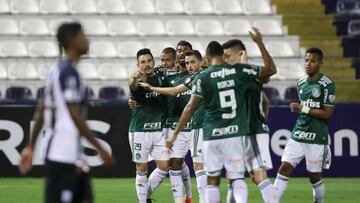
{"left": 210, "top": 68, "right": 236, "bottom": 79}
{"left": 301, "top": 99, "right": 320, "bottom": 108}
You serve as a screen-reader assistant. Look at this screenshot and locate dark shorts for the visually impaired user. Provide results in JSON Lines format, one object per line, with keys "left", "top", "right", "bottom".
{"left": 45, "top": 160, "right": 93, "bottom": 203}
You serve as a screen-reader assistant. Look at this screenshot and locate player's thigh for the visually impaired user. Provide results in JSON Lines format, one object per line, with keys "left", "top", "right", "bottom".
{"left": 243, "top": 134, "right": 273, "bottom": 172}
{"left": 304, "top": 144, "right": 330, "bottom": 173}
{"left": 222, "top": 136, "right": 246, "bottom": 179}
{"left": 45, "top": 161, "right": 77, "bottom": 203}
{"left": 203, "top": 139, "right": 223, "bottom": 177}
{"left": 169, "top": 130, "right": 191, "bottom": 159}
{"left": 281, "top": 139, "right": 305, "bottom": 168}
{"left": 151, "top": 131, "right": 170, "bottom": 161}
{"left": 129, "top": 132, "right": 151, "bottom": 163}
{"left": 191, "top": 129, "right": 203, "bottom": 164}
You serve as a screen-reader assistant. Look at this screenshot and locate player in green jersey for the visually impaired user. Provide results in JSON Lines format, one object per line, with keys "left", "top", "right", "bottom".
{"left": 274, "top": 48, "right": 335, "bottom": 203}
{"left": 168, "top": 32, "right": 277, "bottom": 203}
{"left": 128, "top": 48, "right": 170, "bottom": 203}
{"left": 223, "top": 39, "right": 276, "bottom": 203}
{"left": 141, "top": 50, "right": 207, "bottom": 203}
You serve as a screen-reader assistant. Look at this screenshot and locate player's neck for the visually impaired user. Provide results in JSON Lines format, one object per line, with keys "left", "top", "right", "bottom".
{"left": 65, "top": 50, "right": 81, "bottom": 64}
{"left": 307, "top": 72, "right": 321, "bottom": 81}
{"left": 210, "top": 57, "right": 225, "bottom": 66}
{"left": 178, "top": 65, "right": 187, "bottom": 73}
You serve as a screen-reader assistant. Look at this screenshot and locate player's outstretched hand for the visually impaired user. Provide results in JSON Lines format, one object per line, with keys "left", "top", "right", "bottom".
{"left": 98, "top": 148, "right": 114, "bottom": 167}
{"left": 290, "top": 103, "right": 301, "bottom": 113}
{"left": 128, "top": 97, "right": 137, "bottom": 109}
{"left": 249, "top": 27, "right": 263, "bottom": 44}
{"left": 139, "top": 82, "right": 153, "bottom": 91}
{"left": 18, "top": 147, "right": 33, "bottom": 175}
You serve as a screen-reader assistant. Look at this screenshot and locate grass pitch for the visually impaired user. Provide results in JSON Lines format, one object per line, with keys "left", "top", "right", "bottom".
{"left": 0, "top": 178, "right": 359, "bottom": 203}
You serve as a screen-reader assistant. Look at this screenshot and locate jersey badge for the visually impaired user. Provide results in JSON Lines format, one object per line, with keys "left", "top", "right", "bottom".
{"left": 312, "top": 87, "right": 321, "bottom": 98}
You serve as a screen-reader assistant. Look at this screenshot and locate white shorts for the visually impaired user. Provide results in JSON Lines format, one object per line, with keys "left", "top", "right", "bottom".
{"left": 242, "top": 133, "right": 273, "bottom": 172}
{"left": 281, "top": 139, "right": 331, "bottom": 173}
{"left": 190, "top": 129, "right": 203, "bottom": 163}
{"left": 168, "top": 129, "right": 191, "bottom": 159}
{"left": 129, "top": 131, "right": 169, "bottom": 163}
{"left": 203, "top": 136, "right": 245, "bottom": 179}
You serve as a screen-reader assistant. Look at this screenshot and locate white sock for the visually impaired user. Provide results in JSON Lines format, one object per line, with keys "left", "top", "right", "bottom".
{"left": 274, "top": 173, "right": 289, "bottom": 200}
{"left": 258, "top": 179, "right": 279, "bottom": 203}
{"left": 312, "top": 179, "right": 325, "bottom": 203}
{"left": 181, "top": 162, "right": 193, "bottom": 198}
{"left": 170, "top": 170, "right": 184, "bottom": 202}
{"left": 231, "top": 179, "right": 248, "bottom": 203}
{"left": 226, "top": 184, "right": 235, "bottom": 203}
{"left": 136, "top": 171, "right": 148, "bottom": 203}
{"left": 147, "top": 168, "right": 168, "bottom": 198}
{"left": 195, "top": 170, "right": 207, "bottom": 202}
{"left": 206, "top": 185, "right": 220, "bottom": 203}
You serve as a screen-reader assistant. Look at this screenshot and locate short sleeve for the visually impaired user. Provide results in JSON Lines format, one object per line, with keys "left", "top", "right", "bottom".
{"left": 59, "top": 65, "right": 82, "bottom": 104}
{"left": 323, "top": 82, "right": 336, "bottom": 106}
{"left": 191, "top": 74, "right": 205, "bottom": 98}
{"left": 183, "top": 74, "right": 196, "bottom": 89}
{"left": 239, "top": 64, "right": 262, "bottom": 80}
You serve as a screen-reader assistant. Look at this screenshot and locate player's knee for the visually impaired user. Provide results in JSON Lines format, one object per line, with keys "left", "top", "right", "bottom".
{"left": 208, "top": 176, "right": 220, "bottom": 186}
{"left": 251, "top": 169, "right": 268, "bottom": 185}
{"left": 170, "top": 158, "right": 183, "bottom": 170}
{"left": 136, "top": 163, "right": 148, "bottom": 173}
{"left": 279, "top": 162, "right": 294, "bottom": 177}
{"left": 193, "top": 163, "right": 204, "bottom": 172}
{"left": 308, "top": 172, "right": 321, "bottom": 184}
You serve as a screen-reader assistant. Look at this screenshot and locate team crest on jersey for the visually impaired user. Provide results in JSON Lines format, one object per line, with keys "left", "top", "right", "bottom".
{"left": 312, "top": 87, "right": 321, "bottom": 98}
{"left": 65, "top": 76, "right": 77, "bottom": 88}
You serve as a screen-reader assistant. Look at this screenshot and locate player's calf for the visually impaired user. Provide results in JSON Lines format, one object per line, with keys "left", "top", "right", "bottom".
{"left": 309, "top": 172, "right": 324, "bottom": 203}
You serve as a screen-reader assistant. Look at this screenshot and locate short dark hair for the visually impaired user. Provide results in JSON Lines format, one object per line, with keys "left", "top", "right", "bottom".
{"left": 206, "top": 41, "right": 224, "bottom": 57}
{"left": 306, "top": 47, "right": 323, "bottom": 61}
{"left": 176, "top": 40, "right": 193, "bottom": 50}
{"left": 56, "top": 22, "right": 83, "bottom": 52}
{"left": 185, "top": 50, "right": 202, "bottom": 61}
{"left": 136, "top": 48, "right": 154, "bottom": 60}
{"left": 222, "top": 39, "right": 246, "bottom": 51}
{"left": 162, "top": 47, "right": 176, "bottom": 58}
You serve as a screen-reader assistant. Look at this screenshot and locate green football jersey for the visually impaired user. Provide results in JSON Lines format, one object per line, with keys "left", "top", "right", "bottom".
{"left": 246, "top": 81, "right": 269, "bottom": 134}
{"left": 163, "top": 71, "right": 192, "bottom": 131}
{"left": 129, "top": 74, "right": 163, "bottom": 132}
{"left": 291, "top": 73, "right": 336, "bottom": 145}
{"left": 184, "top": 71, "right": 205, "bottom": 130}
{"left": 192, "top": 63, "right": 261, "bottom": 141}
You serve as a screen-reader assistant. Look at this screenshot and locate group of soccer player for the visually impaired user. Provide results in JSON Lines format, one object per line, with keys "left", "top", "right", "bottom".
{"left": 128, "top": 26, "right": 335, "bottom": 203}
{"left": 15, "top": 21, "right": 335, "bottom": 203}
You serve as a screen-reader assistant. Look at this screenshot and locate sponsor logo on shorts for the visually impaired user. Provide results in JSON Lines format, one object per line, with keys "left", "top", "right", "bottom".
{"left": 308, "top": 159, "right": 322, "bottom": 165}
{"left": 293, "top": 131, "right": 317, "bottom": 140}
{"left": 212, "top": 125, "right": 238, "bottom": 137}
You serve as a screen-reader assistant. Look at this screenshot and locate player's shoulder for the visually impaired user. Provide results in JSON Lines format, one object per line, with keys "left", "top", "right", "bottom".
{"left": 297, "top": 76, "right": 307, "bottom": 86}
{"left": 318, "top": 73, "right": 335, "bottom": 87}
{"left": 58, "top": 60, "right": 78, "bottom": 77}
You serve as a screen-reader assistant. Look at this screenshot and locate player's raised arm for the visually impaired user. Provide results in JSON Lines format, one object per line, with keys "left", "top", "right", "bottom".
{"left": 19, "top": 99, "right": 45, "bottom": 175}
{"left": 140, "top": 82, "right": 188, "bottom": 97}
{"left": 249, "top": 27, "right": 277, "bottom": 81}
{"left": 129, "top": 71, "right": 141, "bottom": 91}
{"left": 167, "top": 95, "right": 202, "bottom": 148}
{"left": 262, "top": 92, "right": 270, "bottom": 121}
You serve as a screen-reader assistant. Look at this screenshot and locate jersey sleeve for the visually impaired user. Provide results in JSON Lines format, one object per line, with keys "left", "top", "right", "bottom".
{"left": 323, "top": 82, "right": 336, "bottom": 107}
{"left": 191, "top": 74, "right": 205, "bottom": 98}
{"left": 238, "top": 64, "right": 262, "bottom": 81}
{"left": 183, "top": 74, "right": 196, "bottom": 89}
{"left": 59, "top": 65, "right": 82, "bottom": 104}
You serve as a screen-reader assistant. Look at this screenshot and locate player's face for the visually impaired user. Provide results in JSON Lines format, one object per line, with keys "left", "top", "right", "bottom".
{"left": 305, "top": 53, "right": 321, "bottom": 76}
{"left": 137, "top": 54, "right": 155, "bottom": 75}
{"left": 223, "top": 48, "right": 242, "bottom": 65}
{"left": 160, "top": 53, "right": 175, "bottom": 70}
{"left": 73, "top": 31, "right": 89, "bottom": 55}
{"left": 185, "top": 55, "right": 202, "bottom": 74}
{"left": 176, "top": 45, "right": 191, "bottom": 66}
